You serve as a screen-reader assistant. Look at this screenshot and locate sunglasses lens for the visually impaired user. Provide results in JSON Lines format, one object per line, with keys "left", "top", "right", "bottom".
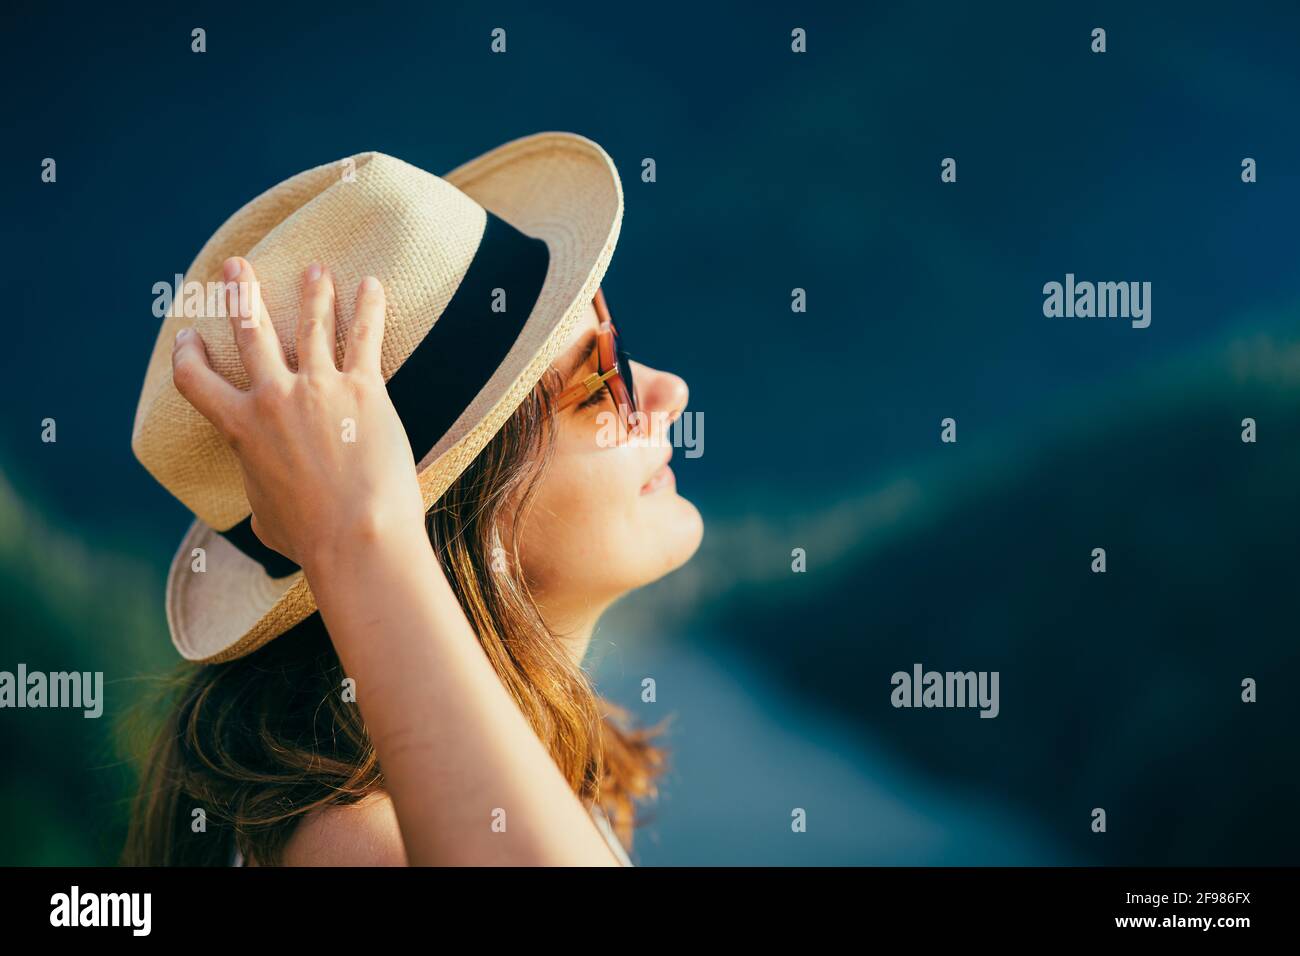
{"left": 617, "top": 342, "right": 636, "bottom": 415}
{"left": 599, "top": 293, "right": 638, "bottom": 430}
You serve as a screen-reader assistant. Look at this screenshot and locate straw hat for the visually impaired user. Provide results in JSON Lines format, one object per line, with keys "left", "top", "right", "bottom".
{"left": 132, "top": 132, "right": 623, "bottom": 663}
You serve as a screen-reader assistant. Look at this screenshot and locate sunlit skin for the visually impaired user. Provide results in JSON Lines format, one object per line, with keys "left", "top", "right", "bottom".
{"left": 521, "top": 298, "right": 703, "bottom": 660}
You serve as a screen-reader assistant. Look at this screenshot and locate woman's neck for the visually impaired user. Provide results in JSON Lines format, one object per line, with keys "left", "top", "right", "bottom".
{"left": 541, "top": 598, "right": 610, "bottom": 666}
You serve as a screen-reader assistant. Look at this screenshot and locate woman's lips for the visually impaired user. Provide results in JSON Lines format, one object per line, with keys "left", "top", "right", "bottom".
{"left": 640, "top": 449, "right": 675, "bottom": 495}
{"left": 640, "top": 462, "right": 675, "bottom": 495}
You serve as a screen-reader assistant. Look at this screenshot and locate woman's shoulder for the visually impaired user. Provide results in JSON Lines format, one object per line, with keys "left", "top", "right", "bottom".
{"left": 280, "top": 791, "right": 408, "bottom": 867}
{"left": 267, "top": 791, "right": 631, "bottom": 866}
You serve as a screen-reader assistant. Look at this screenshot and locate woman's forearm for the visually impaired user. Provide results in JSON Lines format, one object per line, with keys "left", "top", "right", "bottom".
{"left": 303, "top": 523, "right": 622, "bottom": 866}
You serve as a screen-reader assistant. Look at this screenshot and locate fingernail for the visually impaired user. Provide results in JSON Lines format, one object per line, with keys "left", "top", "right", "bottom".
{"left": 306, "top": 263, "right": 321, "bottom": 283}
{"left": 174, "top": 327, "right": 191, "bottom": 345}
{"left": 361, "top": 275, "right": 380, "bottom": 293}
{"left": 223, "top": 257, "right": 242, "bottom": 281}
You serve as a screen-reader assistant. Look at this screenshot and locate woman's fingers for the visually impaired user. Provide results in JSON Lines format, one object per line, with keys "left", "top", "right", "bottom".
{"left": 343, "top": 276, "right": 386, "bottom": 376}
{"left": 223, "top": 257, "right": 289, "bottom": 385}
{"left": 172, "top": 327, "right": 243, "bottom": 438}
{"left": 296, "top": 263, "right": 339, "bottom": 373}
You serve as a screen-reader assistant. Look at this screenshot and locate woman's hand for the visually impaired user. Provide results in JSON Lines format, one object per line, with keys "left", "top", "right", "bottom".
{"left": 171, "top": 258, "right": 427, "bottom": 572}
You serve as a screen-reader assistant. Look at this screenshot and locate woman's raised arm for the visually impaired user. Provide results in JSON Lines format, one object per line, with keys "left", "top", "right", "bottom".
{"left": 170, "top": 256, "right": 621, "bottom": 866}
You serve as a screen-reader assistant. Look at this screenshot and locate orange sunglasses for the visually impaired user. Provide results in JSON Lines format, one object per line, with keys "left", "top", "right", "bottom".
{"left": 554, "top": 287, "right": 639, "bottom": 433}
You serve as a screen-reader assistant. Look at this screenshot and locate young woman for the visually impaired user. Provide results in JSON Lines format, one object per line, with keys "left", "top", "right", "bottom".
{"left": 122, "top": 254, "right": 702, "bottom": 866}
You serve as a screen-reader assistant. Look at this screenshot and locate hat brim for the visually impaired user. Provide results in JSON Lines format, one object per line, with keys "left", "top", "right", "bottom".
{"left": 165, "top": 132, "right": 623, "bottom": 663}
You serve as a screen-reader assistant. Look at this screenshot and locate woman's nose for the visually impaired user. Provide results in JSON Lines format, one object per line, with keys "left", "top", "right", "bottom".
{"left": 631, "top": 360, "right": 689, "bottom": 426}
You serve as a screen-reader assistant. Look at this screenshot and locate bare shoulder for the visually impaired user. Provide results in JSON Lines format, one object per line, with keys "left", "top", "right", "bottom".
{"left": 279, "top": 791, "right": 408, "bottom": 867}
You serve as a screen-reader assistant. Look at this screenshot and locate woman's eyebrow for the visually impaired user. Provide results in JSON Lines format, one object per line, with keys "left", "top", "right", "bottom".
{"left": 562, "top": 332, "right": 599, "bottom": 381}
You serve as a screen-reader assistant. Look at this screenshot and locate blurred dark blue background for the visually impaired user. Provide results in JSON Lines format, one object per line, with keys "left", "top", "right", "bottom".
{"left": 2, "top": 1, "right": 1298, "bottom": 864}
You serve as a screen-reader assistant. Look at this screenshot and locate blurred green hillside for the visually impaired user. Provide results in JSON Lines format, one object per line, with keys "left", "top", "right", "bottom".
{"left": 0, "top": 473, "right": 174, "bottom": 865}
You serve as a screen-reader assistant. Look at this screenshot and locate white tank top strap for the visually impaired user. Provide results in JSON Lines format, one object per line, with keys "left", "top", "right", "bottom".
{"left": 590, "top": 802, "right": 634, "bottom": 867}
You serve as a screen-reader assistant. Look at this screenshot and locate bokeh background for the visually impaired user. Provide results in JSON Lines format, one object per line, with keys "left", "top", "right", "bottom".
{"left": 2, "top": 1, "right": 1298, "bottom": 864}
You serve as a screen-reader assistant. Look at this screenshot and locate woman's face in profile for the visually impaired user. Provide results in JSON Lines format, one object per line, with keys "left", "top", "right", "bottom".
{"left": 517, "top": 298, "right": 703, "bottom": 629}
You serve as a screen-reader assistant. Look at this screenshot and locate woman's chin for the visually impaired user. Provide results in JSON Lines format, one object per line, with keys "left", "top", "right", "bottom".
{"left": 654, "top": 492, "right": 705, "bottom": 573}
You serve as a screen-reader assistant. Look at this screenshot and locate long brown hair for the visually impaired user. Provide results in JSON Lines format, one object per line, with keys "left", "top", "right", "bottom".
{"left": 120, "top": 368, "right": 669, "bottom": 865}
